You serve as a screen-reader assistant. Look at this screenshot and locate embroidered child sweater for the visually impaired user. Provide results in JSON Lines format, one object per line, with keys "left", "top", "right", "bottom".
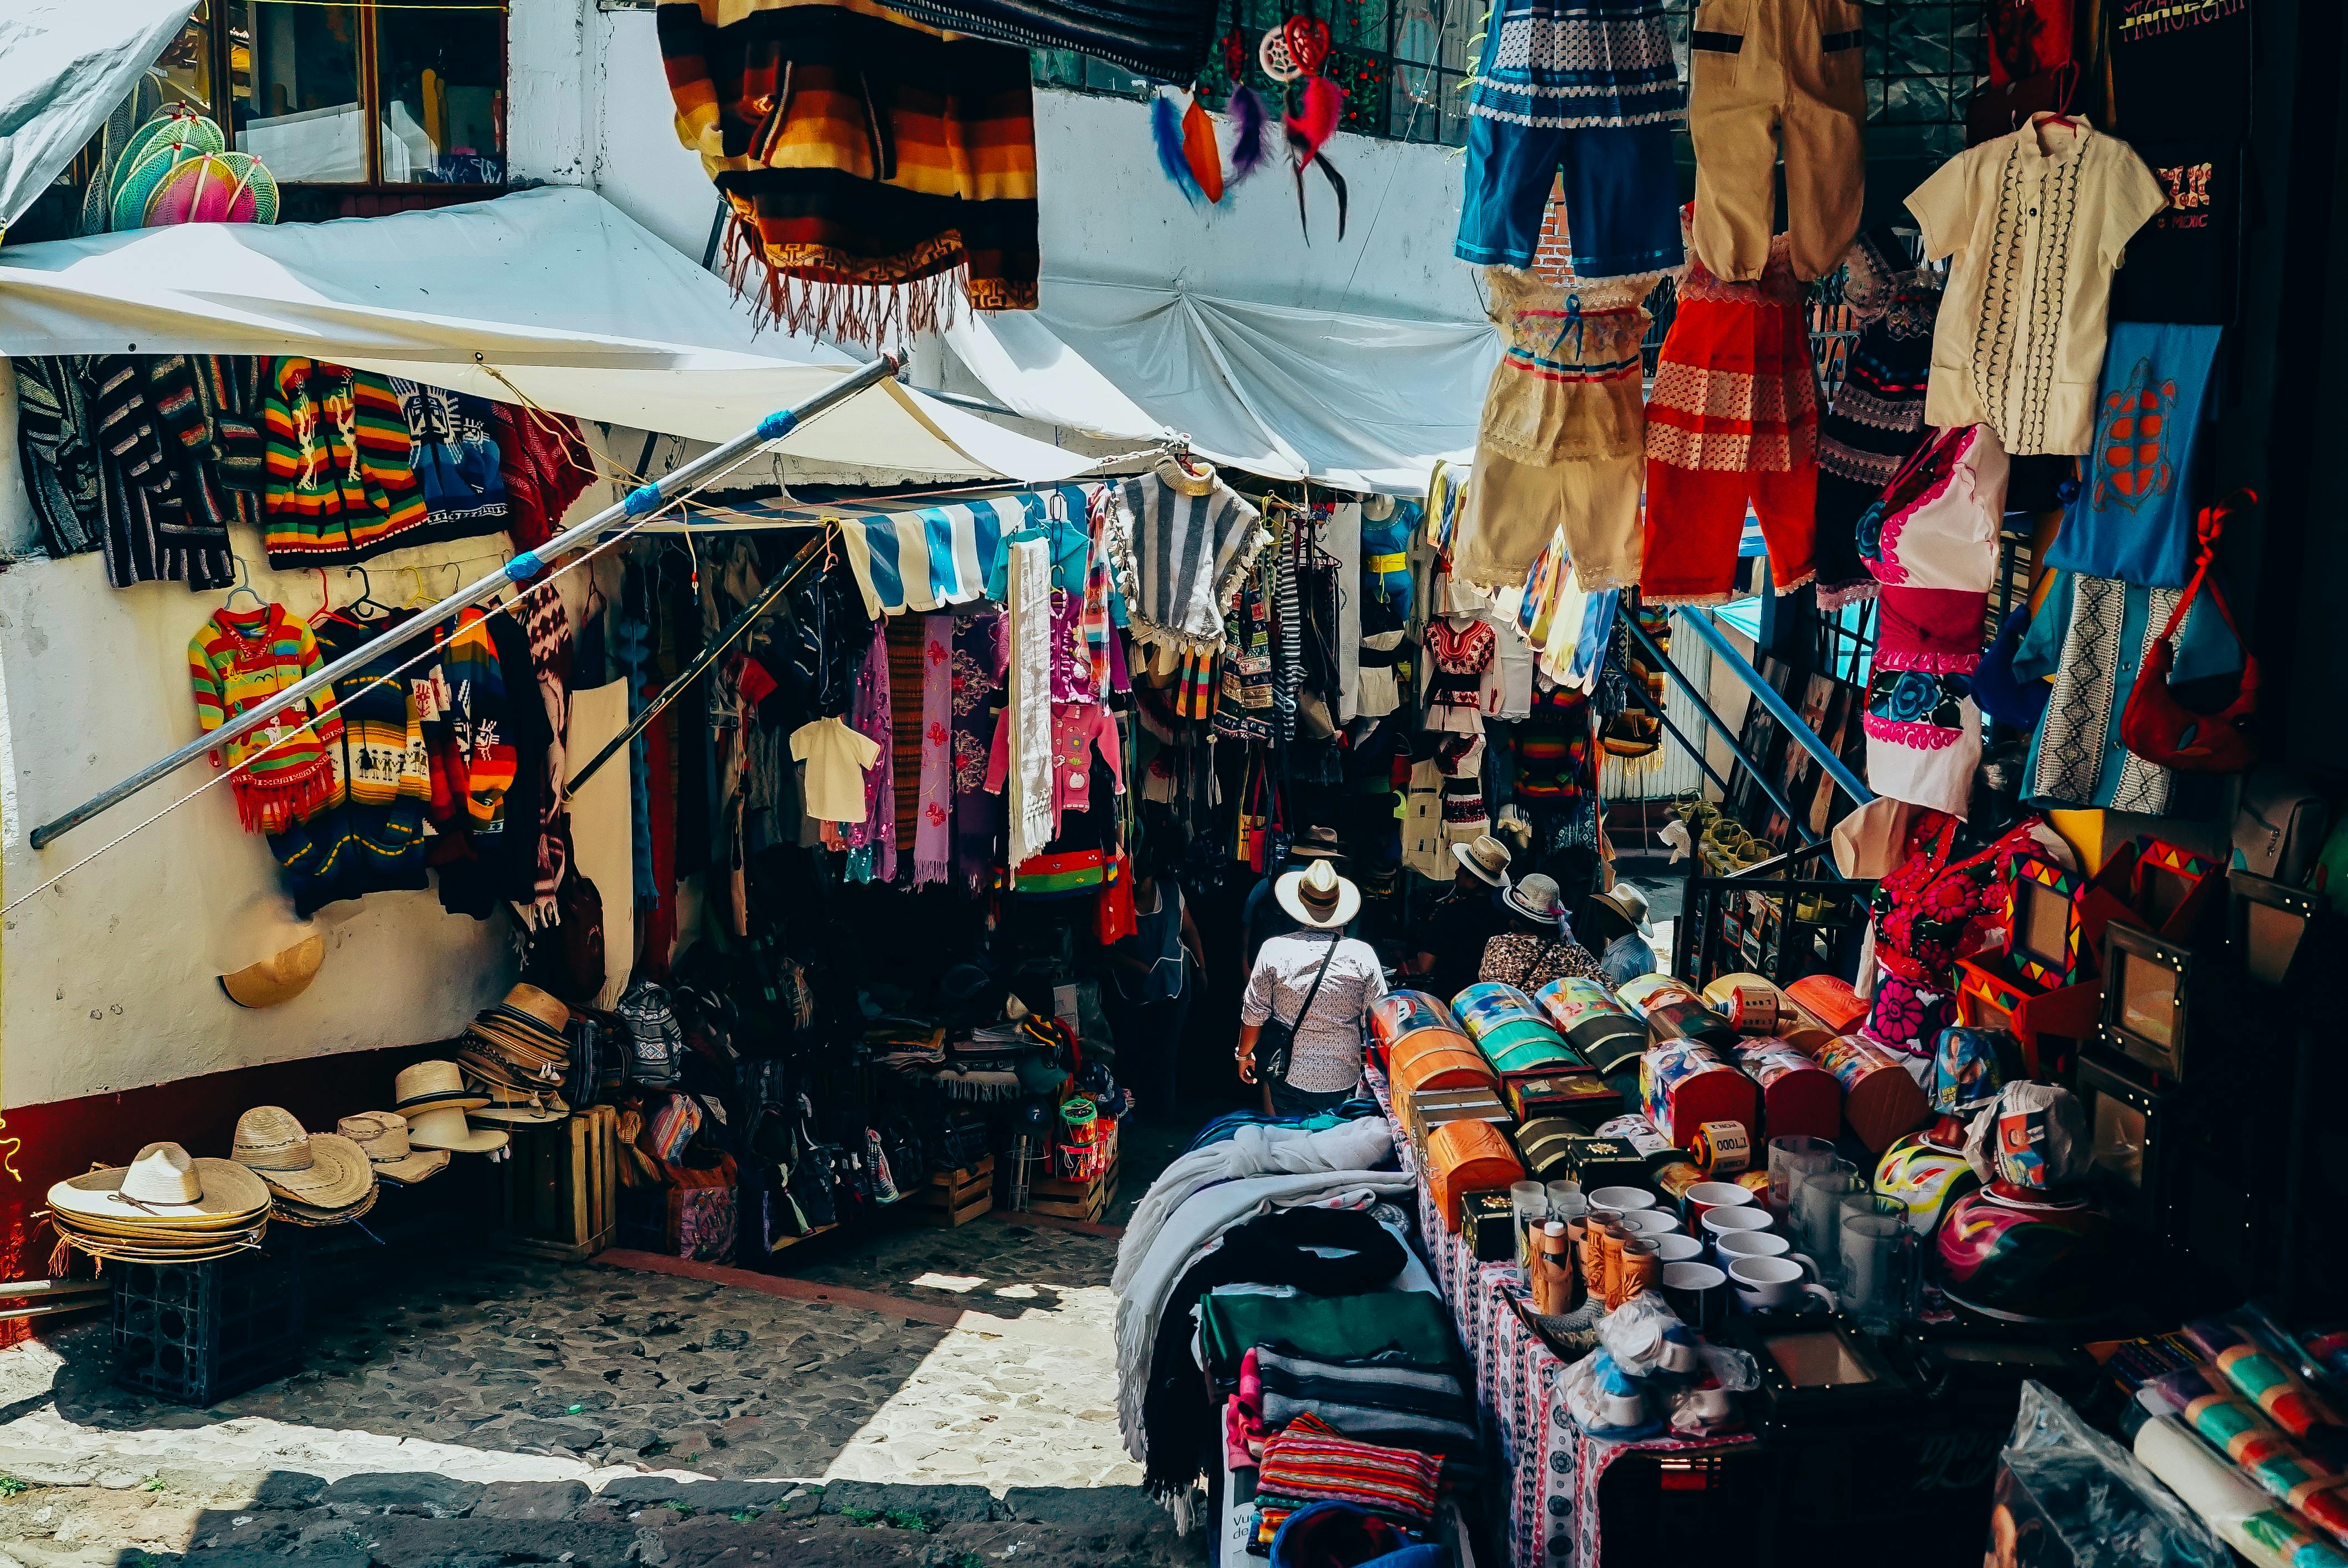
{"left": 261, "top": 359, "right": 430, "bottom": 565}
{"left": 189, "top": 604, "right": 344, "bottom": 834}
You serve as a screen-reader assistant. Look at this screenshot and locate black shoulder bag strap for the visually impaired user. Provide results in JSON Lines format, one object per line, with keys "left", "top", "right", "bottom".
{"left": 1261, "top": 931, "right": 1342, "bottom": 1087}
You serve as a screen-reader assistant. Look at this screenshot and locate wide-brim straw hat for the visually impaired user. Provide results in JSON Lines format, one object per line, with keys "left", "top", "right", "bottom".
{"left": 1502, "top": 873, "right": 1568, "bottom": 927}
{"left": 469, "top": 1087, "right": 569, "bottom": 1126}
{"left": 394, "top": 1059, "right": 488, "bottom": 1117}
{"left": 272, "top": 1181, "right": 379, "bottom": 1227}
{"left": 405, "top": 1103, "right": 509, "bottom": 1155}
{"left": 219, "top": 933, "right": 326, "bottom": 1009}
{"left": 500, "top": 983, "right": 573, "bottom": 1037}
{"left": 51, "top": 1224, "right": 266, "bottom": 1263}
{"left": 1275, "top": 858, "right": 1361, "bottom": 931}
{"left": 49, "top": 1143, "right": 269, "bottom": 1227}
{"left": 1590, "top": 883, "right": 1656, "bottom": 938}
{"left": 231, "top": 1109, "right": 376, "bottom": 1210}
{"left": 1289, "top": 826, "right": 1346, "bottom": 862}
{"left": 1451, "top": 833, "right": 1513, "bottom": 889}
{"left": 337, "top": 1112, "right": 451, "bottom": 1185}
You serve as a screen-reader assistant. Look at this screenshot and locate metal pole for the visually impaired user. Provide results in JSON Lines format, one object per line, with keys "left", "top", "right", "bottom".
{"left": 1601, "top": 652, "right": 1743, "bottom": 813}
{"left": 1664, "top": 608, "right": 1875, "bottom": 809}
{"left": 1609, "top": 637, "right": 1820, "bottom": 839}
{"left": 30, "top": 355, "right": 899, "bottom": 850}
{"left": 562, "top": 529, "right": 826, "bottom": 802}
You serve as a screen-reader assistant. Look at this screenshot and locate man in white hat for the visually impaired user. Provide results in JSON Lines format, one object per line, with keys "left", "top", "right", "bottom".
{"left": 1399, "top": 832, "right": 1513, "bottom": 1003}
{"left": 1585, "top": 881, "right": 1662, "bottom": 989}
{"left": 1237, "top": 859, "right": 1386, "bottom": 1117}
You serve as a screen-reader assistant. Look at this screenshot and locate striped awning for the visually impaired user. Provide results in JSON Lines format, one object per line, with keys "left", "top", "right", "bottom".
{"left": 699, "top": 483, "right": 1098, "bottom": 617}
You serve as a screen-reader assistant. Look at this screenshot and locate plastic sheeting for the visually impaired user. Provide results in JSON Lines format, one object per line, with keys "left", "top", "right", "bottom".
{"left": 0, "top": 0, "right": 198, "bottom": 233}
{"left": 0, "top": 187, "right": 1090, "bottom": 483}
{"left": 945, "top": 278, "right": 1498, "bottom": 494}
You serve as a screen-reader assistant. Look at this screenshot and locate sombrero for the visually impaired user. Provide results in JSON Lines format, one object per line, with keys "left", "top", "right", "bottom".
{"left": 48, "top": 1143, "right": 269, "bottom": 1227}
{"left": 338, "top": 1112, "right": 450, "bottom": 1186}
{"left": 230, "top": 1108, "right": 375, "bottom": 1211}
{"left": 406, "top": 1103, "right": 509, "bottom": 1156}
{"left": 272, "top": 1182, "right": 380, "bottom": 1228}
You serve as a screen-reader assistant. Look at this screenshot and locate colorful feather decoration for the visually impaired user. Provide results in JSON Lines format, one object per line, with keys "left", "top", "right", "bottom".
{"left": 1226, "top": 85, "right": 1275, "bottom": 185}
{"left": 1152, "top": 91, "right": 1204, "bottom": 205}
{"left": 1284, "top": 73, "right": 1345, "bottom": 165}
{"left": 1181, "top": 94, "right": 1225, "bottom": 203}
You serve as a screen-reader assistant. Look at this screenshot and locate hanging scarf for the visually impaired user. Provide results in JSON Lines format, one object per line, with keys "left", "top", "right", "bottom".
{"left": 914, "top": 612, "right": 955, "bottom": 885}
{"left": 516, "top": 578, "right": 574, "bottom": 926}
{"left": 1005, "top": 535, "right": 1055, "bottom": 865}
{"left": 1082, "top": 486, "right": 1118, "bottom": 694}
{"left": 842, "top": 631, "right": 897, "bottom": 883}
{"left": 951, "top": 608, "right": 1007, "bottom": 890}
{"left": 887, "top": 614, "right": 928, "bottom": 863}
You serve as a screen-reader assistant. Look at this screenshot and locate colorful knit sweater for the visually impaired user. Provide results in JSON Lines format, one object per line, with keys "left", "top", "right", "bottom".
{"left": 189, "top": 604, "right": 344, "bottom": 834}
{"left": 260, "top": 359, "right": 429, "bottom": 566}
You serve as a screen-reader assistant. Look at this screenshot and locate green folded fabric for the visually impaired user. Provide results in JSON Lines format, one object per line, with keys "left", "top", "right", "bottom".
{"left": 1201, "top": 1290, "right": 1458, "bottom": 1381}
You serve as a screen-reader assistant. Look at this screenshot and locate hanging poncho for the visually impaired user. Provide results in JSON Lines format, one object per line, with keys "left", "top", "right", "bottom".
{"left": 658, "top": 0, "right": 1040, "bottom": 345}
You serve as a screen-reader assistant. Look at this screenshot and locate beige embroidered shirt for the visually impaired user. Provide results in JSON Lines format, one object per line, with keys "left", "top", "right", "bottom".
{"left": 1906, "top": 114, "right": 2166, "bottom": 456}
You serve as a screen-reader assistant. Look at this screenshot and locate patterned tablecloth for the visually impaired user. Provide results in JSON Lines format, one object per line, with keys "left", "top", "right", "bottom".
{"left": 1367, "top": 1067, "right": 1755, "bottom": 1567}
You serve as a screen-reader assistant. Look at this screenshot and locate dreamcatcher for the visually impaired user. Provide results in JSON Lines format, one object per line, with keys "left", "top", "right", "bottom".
{"left": 1151, "top": 0, "right": 1347, "bottom": 235}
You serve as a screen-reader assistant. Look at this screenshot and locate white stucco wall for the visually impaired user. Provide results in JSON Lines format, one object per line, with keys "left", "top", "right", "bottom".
{"left": 1, "top": 1, "right": 1478, "bottom": 1108}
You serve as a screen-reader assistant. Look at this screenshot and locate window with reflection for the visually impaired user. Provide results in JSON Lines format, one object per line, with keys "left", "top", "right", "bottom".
{"left": 155, "top": 0, "right": 506, "bottom": 187}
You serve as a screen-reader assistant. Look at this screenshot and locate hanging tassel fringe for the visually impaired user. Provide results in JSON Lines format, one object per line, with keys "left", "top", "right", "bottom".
{"left": 1181, "top": 95, "right": 1225, "bottom": 203}
{"left": 1152, "top": 92, "right": 1205, "bottom": 206}
{"left": 1226, "top": 86, "right": 1275, "bottom": 185}
{"left": 720, "top": 212, "right": 966, "bottom": 351}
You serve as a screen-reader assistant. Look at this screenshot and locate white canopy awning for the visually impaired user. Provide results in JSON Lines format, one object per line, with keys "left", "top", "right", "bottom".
{"left": 944, "top": 276, "right": 1499, "bottom": 494}
{"left": 0, "top": 186, "right": 1091, "bottom": 484}
{"left": 0, "top": 0, "right": 198, "bottom": 233}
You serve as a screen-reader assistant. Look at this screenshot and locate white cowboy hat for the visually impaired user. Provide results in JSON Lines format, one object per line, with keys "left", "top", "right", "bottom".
{"left": 1591, "top": 881, "right": 1656, "bottom": 938}
{"left": 230, "top": 1108, "right": 375, "bottom": 1210}
{"left": 1275, "top": 858, "right": 1361, "bottom": 931}
{"left": 1501, "top": 873, "right": 1568, "bottom": 927}
{"left": 1450, "top": 833, "right": 1513, "bottom": 889}
{"left": 48, "top": 1142, "right": 269, "bottom": 1227}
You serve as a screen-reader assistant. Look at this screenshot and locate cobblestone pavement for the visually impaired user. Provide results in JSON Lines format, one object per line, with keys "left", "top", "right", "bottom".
{"left": 0, "top": 1117, "right": 1219, "bottom": 1567}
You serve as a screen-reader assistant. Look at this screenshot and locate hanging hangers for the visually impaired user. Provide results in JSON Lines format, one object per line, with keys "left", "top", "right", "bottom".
{"left": 343, "top": 564, "right": 393, "bottom": 622}
{"left": 223, "top": 553, "right": 264, "bottom": 611}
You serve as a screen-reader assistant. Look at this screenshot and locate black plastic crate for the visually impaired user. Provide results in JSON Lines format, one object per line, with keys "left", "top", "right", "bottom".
{"left": 111, "top": 1240, "right": 305, "bottom": 1406}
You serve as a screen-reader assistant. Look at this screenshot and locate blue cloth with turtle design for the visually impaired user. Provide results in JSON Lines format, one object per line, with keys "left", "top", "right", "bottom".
{"left": 2045, "top": 323, "right": 2223, "bottom": 589}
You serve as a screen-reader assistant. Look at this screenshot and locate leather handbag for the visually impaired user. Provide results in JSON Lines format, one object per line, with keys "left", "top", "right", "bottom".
{"left": 2121, "top": 494, "right": 2259, "bottom": 774}
{"left": 2234, "top": 768, "right": 2329, "bottom": 883}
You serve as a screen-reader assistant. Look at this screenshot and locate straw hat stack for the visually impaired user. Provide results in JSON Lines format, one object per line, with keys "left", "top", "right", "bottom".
{"left": 48, "top": 1143, "right": 271, "bottom": 1262}
{"left": 231, "top": 1107, "right": 378, "bottom": 1226}
{"left": 393, "top": 1060, "right": 510, "bottom": 1155}
{"left": 456, "top": 984, "right": 573, "bottom": 1126}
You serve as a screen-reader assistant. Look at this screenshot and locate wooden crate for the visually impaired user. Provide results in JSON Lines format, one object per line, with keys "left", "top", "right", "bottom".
{"left": 916, "top": 1157, "right": 995, "bottom": 1229}
{"left": 1028, "top": 1149, "right": 1120, "bottom": 1222}
{"left": 498, "top": 1105, "right": 620, "bottom": 1262}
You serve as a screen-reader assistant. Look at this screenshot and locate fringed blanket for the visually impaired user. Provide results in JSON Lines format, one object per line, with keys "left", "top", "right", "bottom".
{"left": 658, "top": 0, "right": 1039, "bottom": 345}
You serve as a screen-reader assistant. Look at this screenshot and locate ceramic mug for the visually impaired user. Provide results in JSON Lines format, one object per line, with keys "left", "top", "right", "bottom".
{"left": 1728, "top": 1255, "right": 1836, "bottom": 1313}
{"left": 1712, "top": 1229, "right": 1817, "bottom": 1271}
{"left": 1651, "top": 1234, "right": 1706, "bottom": 1265}
{"left": 1619, "top": 1209, "right": 1683, "bottom": 1238}
{"left": 1683, "top": 1380, "right": 1735, "bottom": 1424}
{"left": 1683, "top": 1180, "right": 1755, "bottom": 1225}
{"left": 1659, "top": 1260, "right": 1729, "bottom": 1333}
{"left": 1588, "top": 1186, "right": 1657, "bottom": 1213}
{"left": 1698, "top": 1205, "right": 1774, "bottom": 1260}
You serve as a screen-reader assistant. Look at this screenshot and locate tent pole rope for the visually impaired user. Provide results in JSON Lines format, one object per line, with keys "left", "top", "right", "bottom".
{"left": 26, "top": 354, "right": 899, "bottom": 852}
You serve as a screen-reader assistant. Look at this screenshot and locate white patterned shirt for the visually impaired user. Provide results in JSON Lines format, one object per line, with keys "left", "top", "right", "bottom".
{"left": 1242, "top": 934, "right": 1389, "bottom": 1094}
